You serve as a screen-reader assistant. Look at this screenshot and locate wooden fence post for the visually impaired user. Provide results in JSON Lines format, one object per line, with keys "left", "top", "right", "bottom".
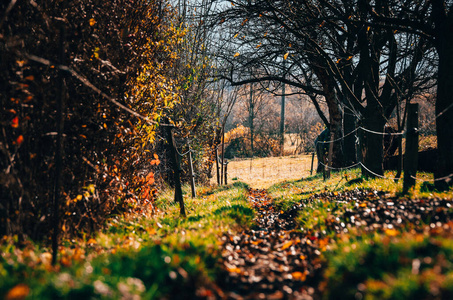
{"left": 310, "top": 152, "right": 315, "bottom": 175}
{"left": 326, "top": 131, "right": 334, "bottom": 179}
{"left": 403, "top": 103, "right": 419, "bottom": 194}
{"left": 221, "top": 127, "right": 225, "bottom": 185}
{"left": 215, "top": 148, "right": 220, "bottom": 185}
{"left": 188, "top": 150, "right": 196, "bottom": 198}
{"left": 224, "top": 161, "right": 228, "bottom": 185}
{"left": 165, "top": 122, "right": 185, "bottom": 216}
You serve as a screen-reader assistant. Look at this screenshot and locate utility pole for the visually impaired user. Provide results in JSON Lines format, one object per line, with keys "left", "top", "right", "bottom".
{"left": 280, "top": 59, "right": 286, "bottom": 156}
{"left": 249, "top": 83, "right": 254, "bottom": 156}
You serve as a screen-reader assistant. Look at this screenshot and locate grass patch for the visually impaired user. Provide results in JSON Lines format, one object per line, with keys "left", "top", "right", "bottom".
{"left": 268, "top": 168, "right": 453, "bottom": 298}
{"left": 0, "top": 182, "right": 252, "bottom": 299}
{"left": 323, "top": 231, "right": 453, "bottom": 299}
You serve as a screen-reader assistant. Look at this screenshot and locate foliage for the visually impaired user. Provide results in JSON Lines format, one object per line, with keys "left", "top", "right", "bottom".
{"left": 224, "top": 125, "right": 280, "bottom": 158}
{"left": 0, "top": 0, "right": 183, "bottom": 240}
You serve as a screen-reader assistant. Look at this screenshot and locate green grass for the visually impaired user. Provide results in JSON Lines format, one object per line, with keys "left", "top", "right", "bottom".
{"left": 1, "top": 169, "right": 452, "bottom": 299}
{"left": 323, "top": 232, "right": 453, "bottom": 299}
{"left": 0, "top": 181, "right": 252, "bottom": 299}
{"left": 267, "top": 168, "right": 453, "bottom": 299}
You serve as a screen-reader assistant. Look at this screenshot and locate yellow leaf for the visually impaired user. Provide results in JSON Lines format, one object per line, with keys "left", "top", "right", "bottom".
{"left": 87, "top": 238, "right": 97, "bottom": 244}
{"left": 385, "top": 229, "right": 399, "bottom": 236}
{"left": 283, "top": 52, "right": 289, "bottom": 60}
{"left": 226, "top": 266, "right": 242, "bottom": 273}
{"left": 234, "top": 52, "right": 240, "bottom": 57}
{"left": 281, "top": 240, "right": 293, "bottom": 250}
{"left": 89, "top": 18, "right": 96, "bottom": 26}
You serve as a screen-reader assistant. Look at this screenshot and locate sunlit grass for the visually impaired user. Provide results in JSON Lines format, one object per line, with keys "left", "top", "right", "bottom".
{"left": 0, "top": 182, "right": 252, "bottom": 299}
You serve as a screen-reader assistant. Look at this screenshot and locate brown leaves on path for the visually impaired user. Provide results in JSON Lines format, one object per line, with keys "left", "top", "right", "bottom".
{"left": 219, "top": 189, "right": 324, "bottom": 299}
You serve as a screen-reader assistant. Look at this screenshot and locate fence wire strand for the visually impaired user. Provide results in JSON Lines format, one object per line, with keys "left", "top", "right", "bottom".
{"left": 411, "top": 173, "right": 453, "bottom": 182}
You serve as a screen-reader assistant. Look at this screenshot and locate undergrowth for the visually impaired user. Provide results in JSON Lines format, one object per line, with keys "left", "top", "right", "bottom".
{"left": 0, "top": 182, "right": 252, "bottom": 299}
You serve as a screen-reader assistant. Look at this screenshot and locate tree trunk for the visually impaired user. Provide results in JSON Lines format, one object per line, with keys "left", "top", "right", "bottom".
{"left": 343, "top": 109, "right": 357, "bottom": 166}
{"left": 361, "top": 113, "right": 386, "bottom": 178}
{"left": 313, "top": 66, "right": 343, "bottom": 168}
{"left": 435, "top": 10, "right": 453, "bottom": 190}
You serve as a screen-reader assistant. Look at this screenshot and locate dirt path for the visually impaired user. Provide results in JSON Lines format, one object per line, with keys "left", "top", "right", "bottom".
{"left": 218, "top": 189, "right": 323, "bottom": 299}
{"left": 217, "top": 188, "right": 453, "bottom": 299}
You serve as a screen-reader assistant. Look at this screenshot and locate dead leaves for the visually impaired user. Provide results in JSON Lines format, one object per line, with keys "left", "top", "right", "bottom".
{"left": 5, "top": 284, "right": 30, "bottom": 300}
{"left": 220, "top": 189, "right": 323, "bottom": 297}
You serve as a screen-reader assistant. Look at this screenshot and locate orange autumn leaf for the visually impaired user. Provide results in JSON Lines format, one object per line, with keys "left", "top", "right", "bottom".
{"left": 385, "top": 228, "right": 399, "bottom": 236}
{"left": 280, "top": 240, "right": 293, "bottom": 250}
{"left": 5, "top": 284, "right": 30, "bottom": 300}
{"left": 226, "top": 266, "right": 242, "bottom": 273}
{"left": 16, "top": 135, "right": 24, "bottom": 145}
{"left": 292, "top": 271, "right": 307, "bottom": 281}
{"left": 145, "top": 172, "right": 155, "bottom": 184}
{"left": 283, "top": 52, "right": 289, "bottom": 60}
{"left": 11, "top": 116, "right": 19, "bottom": 128}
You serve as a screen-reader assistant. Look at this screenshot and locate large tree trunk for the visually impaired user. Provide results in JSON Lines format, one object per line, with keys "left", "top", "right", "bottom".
{"left": 435, "top": 9, "right": 453, "bottom": 189}
{"left": 361, "top": 112, "right": 386, "bottom": 177}
{"left": 343, "top": 109, "right": 357, "bottom": 166}
{"left": 314, "top": 66, "right": 343, "bottom": 168}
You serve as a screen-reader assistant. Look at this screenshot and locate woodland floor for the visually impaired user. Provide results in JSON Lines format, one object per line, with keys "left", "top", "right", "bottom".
{"left": 2, "top": 168, "right": 453, "bottom": 299}
{"left": 217, "top": 186, "right": 453, "bottom": 299}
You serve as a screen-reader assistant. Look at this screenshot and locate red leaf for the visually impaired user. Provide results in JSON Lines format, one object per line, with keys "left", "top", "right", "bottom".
{"left": 11, "top": 116, "right": 19, "bottom": 128}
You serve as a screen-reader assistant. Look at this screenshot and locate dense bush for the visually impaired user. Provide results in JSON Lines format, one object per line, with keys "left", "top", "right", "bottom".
{"left": 0, "top": 0, "right": 186, "bottom": 240}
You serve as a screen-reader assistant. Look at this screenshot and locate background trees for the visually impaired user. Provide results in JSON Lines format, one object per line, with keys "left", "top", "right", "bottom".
{"left": 207, "top": 0, "right": 443, "bottom": 180}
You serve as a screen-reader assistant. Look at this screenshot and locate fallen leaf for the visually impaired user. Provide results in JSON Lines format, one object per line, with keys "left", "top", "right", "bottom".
{"left": 280, "top": 240, "right": 293, "bottom": 250}
{"left": 385, "top": 229, "right": 398, "bottom": 236}
{"left": 5, "top": 284, "right": 30, "bottom": 300}
{"left": 291, "top": 271, "right": 307, "bottom": 281}
{"left": 11, "top": 116, "right": 19, "bottom": 128}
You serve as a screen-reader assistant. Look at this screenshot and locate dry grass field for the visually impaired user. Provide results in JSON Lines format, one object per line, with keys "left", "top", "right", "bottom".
{"left": 215, "top": 154, "right": 317, "bottom": 189}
